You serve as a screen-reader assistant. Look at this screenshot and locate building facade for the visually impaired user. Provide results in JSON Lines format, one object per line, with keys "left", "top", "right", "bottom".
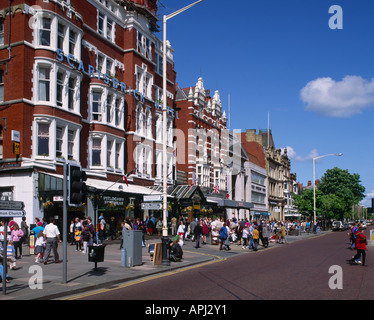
{"left": 0, "top": 0, "right": 176, "bottom": 228}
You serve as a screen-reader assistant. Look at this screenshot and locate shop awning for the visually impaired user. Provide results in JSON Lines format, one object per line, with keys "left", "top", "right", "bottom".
{"left": 147, "top": 185, "right": 206, "bottom": 203}
{"left": 86, "top": 178, "right": 162, "bottom": 196}
{"left": 207, "top": 197, "right": 253, "bottom": 209}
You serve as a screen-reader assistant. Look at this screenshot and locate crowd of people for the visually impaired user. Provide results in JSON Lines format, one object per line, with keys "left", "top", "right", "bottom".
{"left": 171, "top": 216, "right": 323, "bottom": 251}
{"left": 0, "top": 214, "right": 369, "bottom": 282}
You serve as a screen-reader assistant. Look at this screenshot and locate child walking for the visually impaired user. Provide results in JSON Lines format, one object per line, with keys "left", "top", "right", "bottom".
{"left": 75, "top": 226, "right": 82, "bottom": 251}
{"left": 35, "top": 231, "right": 45, "bottom": 263}
{"left": 6, "top": 241, "right": 17, "bottom": 270}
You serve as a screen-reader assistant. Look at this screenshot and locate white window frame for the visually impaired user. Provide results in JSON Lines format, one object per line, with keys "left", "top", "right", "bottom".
{"left": 91, "top": 135, "right": 103, "bottom": 167}
{"left": 38, "top": 65, "right": 51, "bottom": 102}
{"left": 91, "top": 89, "right": 103, "bottom": 122}
{"left": 97, "top": 10, "right": 115, "bottom": 43}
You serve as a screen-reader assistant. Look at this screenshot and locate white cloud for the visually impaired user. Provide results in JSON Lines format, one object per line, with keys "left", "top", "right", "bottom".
{"left": 300, "top": 75, "right": 374, "bottom": 117}
{"left": 283, "top": 146, "right": 318, "bottom": 162}
{"left": 361, "top": 192, "right": 374, "bottom": 207}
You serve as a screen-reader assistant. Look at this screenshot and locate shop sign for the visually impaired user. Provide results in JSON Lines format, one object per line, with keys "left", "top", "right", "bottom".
{"left": 103, "top": 196, "right": 124, "bottom": 206}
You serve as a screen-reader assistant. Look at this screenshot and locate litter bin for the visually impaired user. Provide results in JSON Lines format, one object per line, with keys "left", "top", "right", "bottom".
{"left": 88, "top": 245, "right": 106, "bottom": 270}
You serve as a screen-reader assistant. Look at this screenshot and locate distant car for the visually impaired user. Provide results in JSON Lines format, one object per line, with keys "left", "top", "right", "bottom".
{"left": 360, "top": 221, "right": 367, "bottom": 229}
{"left": 332, "top": 221, "right": 344, "bottom": 231}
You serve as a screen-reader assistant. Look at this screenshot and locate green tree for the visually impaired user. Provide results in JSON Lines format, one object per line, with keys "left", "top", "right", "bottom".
{"left": 320, "top": 193, "right": 345, "bottom": 220}
{"left": 319, "top": 167, "right": 365, "bottom": 213}
{"left": 294, "top": 188, "right": 324, "bottom": 219}
{"left": 294, "top": 167, "right": 365, "bottom": 221}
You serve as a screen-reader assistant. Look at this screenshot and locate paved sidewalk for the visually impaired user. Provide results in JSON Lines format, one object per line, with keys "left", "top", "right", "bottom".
{"left": 0, "top": 230, "right": 330, "bottom": 300}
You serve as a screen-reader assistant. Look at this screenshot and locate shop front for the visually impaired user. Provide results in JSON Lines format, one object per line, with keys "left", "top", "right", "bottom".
{"left": 207, "top": 196, "right": 254, "bottom": 221}
{"left": 85, "top": 178, "right": 159, "bottom": 227}
{"left": 170, "top": 185, "right": 207, "bottom": 222}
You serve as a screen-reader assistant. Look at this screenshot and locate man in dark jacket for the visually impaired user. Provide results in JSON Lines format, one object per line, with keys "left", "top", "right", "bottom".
{"left": 194, "top": 221, "right": 203, "bottom": 248}
{"left": 169, "top": 239, "right": 183, "bottom": 262}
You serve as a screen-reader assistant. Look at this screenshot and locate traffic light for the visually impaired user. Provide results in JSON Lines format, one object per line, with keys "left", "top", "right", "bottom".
{"left": 68, "top": 165, "right": 87, "bottom": 206}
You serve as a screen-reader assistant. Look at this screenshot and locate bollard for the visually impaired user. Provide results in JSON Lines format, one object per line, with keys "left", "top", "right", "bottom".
{"left": 121, "top": 248, "right": 126, "bottom": 267}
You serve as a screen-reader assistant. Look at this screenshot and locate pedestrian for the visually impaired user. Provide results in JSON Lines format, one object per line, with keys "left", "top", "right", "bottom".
{"left": 156, "top": 218, "right": 163, "bottom": 236}
{"left": 177, "top": 221, "right": 185, "bottom": 240}
{"left": 21, "top": 216, "right": 29, "bottom": 245}
{"left": 348, "top": 227, "right": 368, "bottom": 266}
{"left": 86, "top": 217, "right": 95, "bottom": 246}
{"left": 42, "top": 218, "right": 62, "bottom": 264}
{"left": 189, "top": 219, "right": 197, "bottom": 241}
{"left": 171, "top": 216, "right": 177, "bottom": 236}
{"left": 0, "top": 264, "right": 9, "bottom": 283}
{"left": 6, "top": 241, "right": 17, "bottom": 270}
{"left": 11, "top": 223, "right": 24, "bottom": 259}
{"left": 81, "top": 225, "right": 90, "bottom": 254}
{"left": 349, "top": 223, "right": 358, "bottom": 250}
{"left": 169, "top": 237, "right": 183, "bottom": 262}
{"left": 279, "top": 223, "right": 288, "bottom": 244}
{"left": 0, "top": 220, "right": 10, "bottom": 248}
{"left": 96, "top": 216, "right": 105, "bottom": 244}
{"left": 69, "top": 219, "right": 75, "bottom": 244}
{"left": 242, "top": 225, "right": 249, "bottom": 248}
{"left": 219, "top": 223, "right": 231, "bottom": 250}
{"left": 32, "top": 222, "right": 44, "bottom": 241}
{"left": 194, "top": 221, "right": 203, "bottom": 248}
{"left": 34, "top": 230, "right": 45, "bottom": 263}
{"left": 202, "top": 220, "right": 209, "bottom": 244}
{"left": 253, "top": 225, "right": 260, "bottom": 251}
{"left": 109, "top": 217, "right": 117, "bottom": 240}
{"left": 147, "top": 217, "right": 154, "bottom": 235}
{"left": 248, "top": 223, "right": 254, "bottom": 249}
{"left": 74, "top": 226, "right": 82, "bottom": 251}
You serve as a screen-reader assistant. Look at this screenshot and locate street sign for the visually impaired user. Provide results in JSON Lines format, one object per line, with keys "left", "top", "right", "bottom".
{"left": 141, "top": 202, "right": 162, "bottom": 210}
{"left": 0, "top": 210, "right": 25, "bottom": 218}
{"left": 0, "top": 201, "right": 24, "bottom": 210}
{"left": 143, "top": 194, "right": 163, "bottom": 202}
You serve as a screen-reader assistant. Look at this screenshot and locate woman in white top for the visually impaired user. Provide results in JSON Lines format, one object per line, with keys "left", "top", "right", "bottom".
{"left": 177, "top": 221, "right": 185, "bottom": 240}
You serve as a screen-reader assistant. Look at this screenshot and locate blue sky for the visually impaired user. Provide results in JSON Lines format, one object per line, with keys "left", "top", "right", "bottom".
{"left": 157, "top": 0, "right": 374, "bottom": 207}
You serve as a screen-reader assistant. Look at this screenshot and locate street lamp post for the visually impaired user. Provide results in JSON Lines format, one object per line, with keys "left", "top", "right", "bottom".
{"left": 162, "top": 0, "right": 204, "bottom": 265}
{"left": 313, "top": 153, "right": 343, "bottom": 226}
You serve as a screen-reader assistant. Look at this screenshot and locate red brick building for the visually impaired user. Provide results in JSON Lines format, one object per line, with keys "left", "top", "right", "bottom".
{"left": 174, "top": 76, "right": 229, "bottom": 209}
{"left": 0, "top": 0, "right": 176, "bottom": 226}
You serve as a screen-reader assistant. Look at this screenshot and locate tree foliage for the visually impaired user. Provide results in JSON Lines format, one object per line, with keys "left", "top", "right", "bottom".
{"left": 295, "top": 167, "right": 365, "bottom": 220}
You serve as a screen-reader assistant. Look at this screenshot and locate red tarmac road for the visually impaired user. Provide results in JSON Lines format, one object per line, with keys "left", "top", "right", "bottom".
{"left": 74, "top": 227, "right": 374, "bottom": 300}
